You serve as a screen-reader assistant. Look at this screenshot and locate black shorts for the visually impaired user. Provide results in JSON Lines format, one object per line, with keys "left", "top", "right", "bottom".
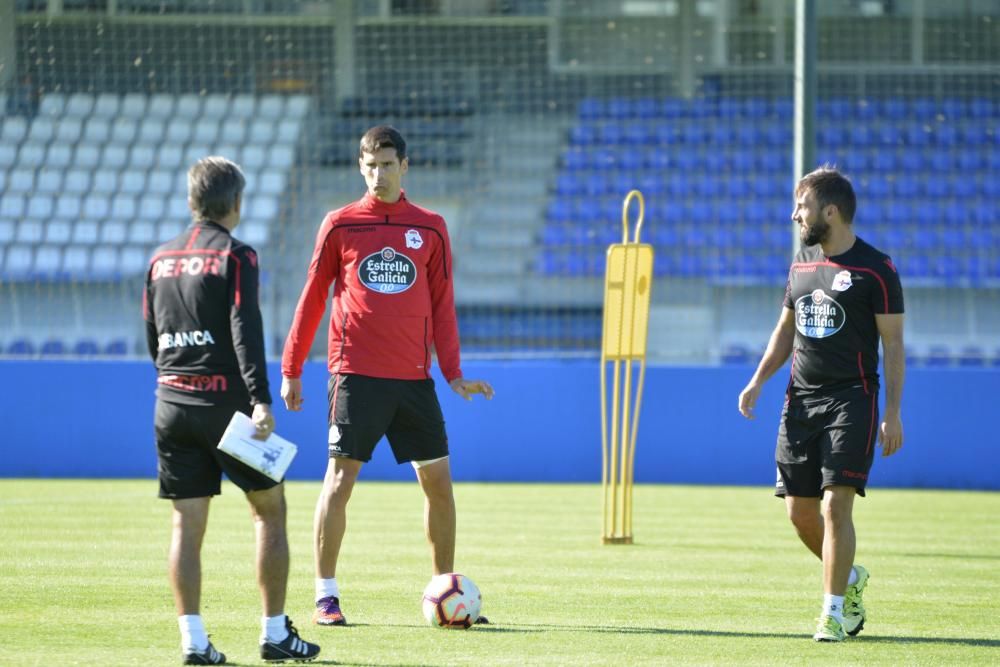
{"left": 155, "top": 399, "right": 279, "bottom": 499}
{"left": 327, "top": 373, "right": 448, "bottom": 464}
{"left": 774, "top": 393, "right": 879, "bottom": 498}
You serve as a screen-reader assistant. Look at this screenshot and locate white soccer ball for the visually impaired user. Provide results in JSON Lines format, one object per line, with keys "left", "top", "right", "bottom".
{"left": 421, "top": 573, "right": 482, "bottom": 629}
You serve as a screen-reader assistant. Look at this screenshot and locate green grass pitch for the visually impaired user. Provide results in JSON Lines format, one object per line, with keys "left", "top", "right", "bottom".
{"left": 1, "top": 480, "right": 998, "bottom": 666}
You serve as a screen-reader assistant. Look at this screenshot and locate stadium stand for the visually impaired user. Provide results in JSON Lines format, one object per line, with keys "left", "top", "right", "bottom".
{"left": 542, "top": 95, "right": 999, "bottom": 287}
{"left": 0, "top": 93, "right": 310, "bottom": 355}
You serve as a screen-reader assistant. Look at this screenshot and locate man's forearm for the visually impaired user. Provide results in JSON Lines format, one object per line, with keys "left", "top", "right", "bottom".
{"left": 882, "top": 339, "right": 905, "bottom": 414}
{"left": 752, "top": 326, "right": 794, "bottom": 386}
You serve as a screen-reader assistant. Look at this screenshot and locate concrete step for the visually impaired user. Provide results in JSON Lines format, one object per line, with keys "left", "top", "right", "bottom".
{"left": 470, "top": 227, "right": 537, "bottom": 249}
{"left": 484, "top": 178, "right": 550, "bottom": 199}
{"left": 457, "top": 248, "right": 534, "bottom": 276}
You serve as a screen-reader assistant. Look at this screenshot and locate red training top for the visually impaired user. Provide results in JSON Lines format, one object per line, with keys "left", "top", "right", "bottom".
{"left": 282, "top": 191, "right": 462, "bottom": 382}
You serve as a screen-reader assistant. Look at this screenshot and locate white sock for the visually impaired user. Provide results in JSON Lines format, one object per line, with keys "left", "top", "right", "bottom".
{"left": 178, "top": 614, "right": 208, "bottom": 652}
{"left": 823, "top": 594, "right": 845, "bottom": 624}
{"left": 262, "top": 614, "right": 289, "bottom": 643}
{"left": 847, "top": 567, "right": 859, "bottom": 587}
{"left": 315, "top": 577, "right": 339, "bottom": 603}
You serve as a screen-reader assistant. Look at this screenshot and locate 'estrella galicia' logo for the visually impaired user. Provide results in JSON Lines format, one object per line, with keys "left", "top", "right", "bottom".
{"left": 358, "top": 247, "right": 417, "bottom": 294}
{"left": 794, "top": 289, "right": 846, "bottom": 338}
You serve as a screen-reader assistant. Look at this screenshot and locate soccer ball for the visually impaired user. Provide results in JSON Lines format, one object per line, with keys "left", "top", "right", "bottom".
{"left": 421, "top": 573, "right": 482, "bottom": 629}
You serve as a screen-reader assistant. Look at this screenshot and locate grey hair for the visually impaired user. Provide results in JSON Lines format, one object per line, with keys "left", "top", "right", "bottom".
{"left": 187, "top": 156, "right": 246, "bottom": 221}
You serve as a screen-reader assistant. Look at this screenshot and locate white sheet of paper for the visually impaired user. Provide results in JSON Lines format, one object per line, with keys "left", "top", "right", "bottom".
{"left": 217, "top": 411, "right": 297, "bottom": 482}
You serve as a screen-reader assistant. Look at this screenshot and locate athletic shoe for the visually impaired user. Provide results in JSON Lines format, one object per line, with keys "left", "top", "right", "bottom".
{"left": 182, "top": 641, "right": 226, "bottom": 665}
{"left": 475, "top": 615, "right": 490, "bottom": 625}
{"left": 813, "top": 615, "right": 846, "bottom": 642}
{"left": 313, "top": 595, "right": 347, "bottom": 626}
{"left": 260, "top": 618, "right": 321, "bottom": 663}
{"left": 843, "top": 564, "right": 870, "bottom": 636}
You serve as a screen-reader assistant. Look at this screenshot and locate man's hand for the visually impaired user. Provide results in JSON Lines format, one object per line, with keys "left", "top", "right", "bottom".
{"left": 251, "top": 403, "right": 275, "bottom": 440}
{"left": 281, "top": 376, "right": 304, "bottom": 412}
{"left": 449, "top": 377, "right": 495, "bottom": 401}
{"left": 880, "top": 412, "right": 904, "bottom": 457}
{"left": 737, "top": 381, "right": 762, "bottom": 419}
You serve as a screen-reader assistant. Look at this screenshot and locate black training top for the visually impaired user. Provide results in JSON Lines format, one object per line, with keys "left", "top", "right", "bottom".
{"left": 143, "top": 220, "right": 272, "bottom": 408}
{"left": 782, "top": 236, "right": 904, "bottom": 402}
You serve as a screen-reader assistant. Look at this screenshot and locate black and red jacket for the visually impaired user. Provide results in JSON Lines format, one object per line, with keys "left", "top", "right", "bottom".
{"left": 282, "top": 191, "right": 462, "bottom": 382}
{"left": 143, "top": 220, "right": 272, "bottom": 407}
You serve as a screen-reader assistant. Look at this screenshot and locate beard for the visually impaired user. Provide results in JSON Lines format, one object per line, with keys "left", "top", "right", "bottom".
{"left": 800, "top": 218, "right": 830, "bottom": 246}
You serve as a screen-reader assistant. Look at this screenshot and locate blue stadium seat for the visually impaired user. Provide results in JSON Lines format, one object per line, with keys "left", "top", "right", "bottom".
{"left": 104, "top": 339, "right": 129, "bottom": 356}
{"left": 910, "top": 98, "right": 936, "bottom": 120}
{"left": 960, "top": 124, "right": 988, "bottom": 146}
{"left": 562, "top": 148, "right": 588, "bottom": 171}
{"left": 577, "top": 97, "right": 604, "bottom": 120}
{"left": 876, "top": 124, "right": 902, "bottom": 146}
{"left": 967, "top": 98, "right": 994, "bottom": 119}
{"left": 925, "top": 346, "right": 952, "bottom": 367}
{"left": 73, "top": 339, "right": 100, "bottom": 356}
{"left": 720, "top": 343, "right": 753, "bottom": 365}
{"left": 932, "top": 124, "right": 959, "bottom": 146}
{"left": 878, "top": 98, "right": 907, "bottom": 120}
{"left": 854, "top": 99, "right": 878, "bottom": 120}
{"left": 591, "top": 147, "right": 617, "bottom": 170}
{"left": 606, "top": 97, "right": 633, "bottom": 119}
{"left": 681, "top": 124, "right": 707, "bottom": 144}
{"left": 951, "top": 176, "right": 976, "bottom": 199}
{"left": 660, "top": 98, "right": 686, "bottom": 118}
{"left": 634, "top": 98, "right": 659, "bottom": 119}
{"left": 569, "top": 123, "right": 598, "bottom": 146}
{"left": 735, "top": 125, "right": 759, "bottom": 145}
{"left": 555, "top": 173, "right": 583, "bottom": 196}
{"left": 958, "top": 346, "right": 987, "bottom": 367}
{"left": 617, "top": 150, "right": 643, "bottom": 172}
{"left": 598, "top": 122, "right": 624, "bottom": 145}
{"left": 40, "top": 339, "right": 66, "bottom": 356}
{"left": 871, "top": 151, "right": 897, "bottom": 172}
{"left": 773, "top": 98, "right": 793, "bottom": 120}
{"left": 6, "top": 339, "right": 35, "bottom": 356}
{"left": 849, "top": 126, "right": 872, "bottom": 146}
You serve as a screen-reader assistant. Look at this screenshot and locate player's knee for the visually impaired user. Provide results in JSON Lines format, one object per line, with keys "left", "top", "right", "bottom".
{"left": 247, "top": 485, "right": 287, "bottom": 522}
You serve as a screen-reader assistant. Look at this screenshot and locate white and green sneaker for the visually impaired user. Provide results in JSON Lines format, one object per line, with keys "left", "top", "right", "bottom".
{"left": 843, "top": 564, "right": 869, "bottom": 636}
{"left": 813, "top": 615, "right": 846, "bottom": 642}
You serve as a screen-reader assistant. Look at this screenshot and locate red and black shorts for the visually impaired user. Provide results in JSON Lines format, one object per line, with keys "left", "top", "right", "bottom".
{"left": 774, "top": 392, "right": 879, "bottom": 498}
{"left": 154, "top": 399, "right": 279, "bottom": 499}
{"left": 327, "top": 373, "right": 448, "bottom": 464}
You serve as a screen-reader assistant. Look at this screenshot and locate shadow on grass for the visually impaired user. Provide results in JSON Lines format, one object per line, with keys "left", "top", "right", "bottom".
{"left": 488, "top": 623, "right": 1000, "bottom": 647}
{"left": 897, "top": 551, "right": 1000, "bottom": 560}
{"left": 341, "top": 621, "right": 1000, "bottom": 650}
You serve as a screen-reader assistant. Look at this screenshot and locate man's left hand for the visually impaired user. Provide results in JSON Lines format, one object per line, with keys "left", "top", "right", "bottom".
{"left": 879, "top": 412, "right": 903, "bottom": 457}
{"left": 251, "top": 403, "right": 276, "bottom": 440}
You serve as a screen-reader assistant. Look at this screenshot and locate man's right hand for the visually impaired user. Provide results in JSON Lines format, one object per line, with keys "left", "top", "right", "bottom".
{"left": 737, "top": 380, "right": 762, "bottom": 419}
{"left": 281, "top": 376, "right": 304, "bottom": 411}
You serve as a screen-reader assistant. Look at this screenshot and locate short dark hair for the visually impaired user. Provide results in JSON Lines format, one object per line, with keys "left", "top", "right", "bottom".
{"left": 795, "top": 165, "right": 856, "bottom": 223}
{"left": 359, "top": 125, "right": 407, "bottom": 161}
{"left": 187, "top": 156, "right": 245, "bottom": 221}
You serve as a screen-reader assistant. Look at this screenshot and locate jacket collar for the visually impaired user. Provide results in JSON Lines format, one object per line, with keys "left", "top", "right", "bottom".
{"left": 361, "top": 190, "right": 408, "bottom": 214}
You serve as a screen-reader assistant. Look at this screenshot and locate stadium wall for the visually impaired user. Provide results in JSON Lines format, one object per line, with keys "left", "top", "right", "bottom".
{"left": 1, "top": 360, "right": 997, "bottom": 491}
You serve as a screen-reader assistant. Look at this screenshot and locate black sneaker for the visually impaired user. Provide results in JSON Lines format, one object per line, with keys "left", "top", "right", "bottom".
{"left": 183, "top": 641, "right": 226, "bottom": 665}
{"left": 475, "top": 615, "right": 490, "bottom": 625}
{"left": 260, "top": 617, "right": 321, "bottom": 663}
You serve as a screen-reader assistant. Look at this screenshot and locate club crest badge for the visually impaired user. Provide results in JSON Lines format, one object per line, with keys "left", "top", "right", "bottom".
{"left": 405, "top": 229, "right": 423, "bottom": 249}
{"left": 831, "top": 270, "right": 853, "bottom": 292}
